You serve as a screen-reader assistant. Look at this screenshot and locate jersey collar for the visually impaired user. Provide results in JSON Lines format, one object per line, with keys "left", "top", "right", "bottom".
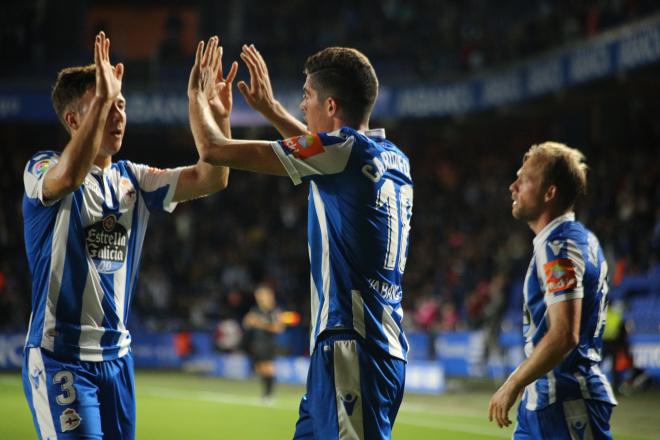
{"left": 533, "top": 212, "right": 575, "bottom": 248}
{"left": 362, "top": 128, "right": 386, "bottom": 139}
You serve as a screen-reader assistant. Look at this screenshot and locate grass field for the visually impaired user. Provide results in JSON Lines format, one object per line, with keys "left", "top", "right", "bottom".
{"left": 1, "top": 371, "right": 658, "bottom": 439}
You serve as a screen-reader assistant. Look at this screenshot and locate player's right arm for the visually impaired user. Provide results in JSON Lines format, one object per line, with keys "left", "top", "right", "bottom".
{"left": 43, "top": 32, "right": 123, "bottom": 202}
{"left": 237, "top": 44, "right": 307, "bottom": 138}
{"left": 188, "top": 38, "right": 287, "bottom": 176}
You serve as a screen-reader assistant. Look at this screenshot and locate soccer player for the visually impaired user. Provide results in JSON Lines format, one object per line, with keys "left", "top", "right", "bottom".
{"left": 22, "top": 33, "right": 237, "bottom": 439}
{"left": 189, "top": 39, "right": 413, "bottom": 439}
{"left": 488, "top": 142, "right": 617, "bottom": 438}
{"left": 243, "top": 284, "right": 284, "bottom": 402}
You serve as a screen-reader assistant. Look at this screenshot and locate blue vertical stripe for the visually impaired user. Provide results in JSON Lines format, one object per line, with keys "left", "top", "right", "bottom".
{"left": 23, "top": 197, "right": 57, "bottom": 348}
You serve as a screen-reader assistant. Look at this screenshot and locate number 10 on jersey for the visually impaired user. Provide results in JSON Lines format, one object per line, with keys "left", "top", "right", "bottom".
{"left": 377, "top": 178, "right": 413, "bottom": 273}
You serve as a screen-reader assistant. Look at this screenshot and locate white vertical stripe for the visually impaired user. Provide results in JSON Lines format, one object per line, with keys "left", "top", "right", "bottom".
{"left": 309, "top": 258, "right": 320, "bottom": 351}
{"left": 113, "top": 233, "right": 128, "bottom": 330}
{"left": 381, "top": 304, "right": 404, "bottom": 359}
{"left": 333, "top": 340, "right": 364, "bottom": 440}
{"left": 547, "top": 370, "right": 557, "bottom": 405}
{"left": 351, "top": 290, "right": 365, "bottom": 338}
{"left": 311, "top": 182, "right": 330, "bottom": 334}
{"left": 78, "top": 267, "right": 105, "bottom": 362}
{"left": 574, "top": 372, "right": 592, "bottom": 399}
{"left": 42, "top": 196, "right": 72, "bottom": 351}
{"left": 77, "top": 188, "right": 105, "bottom": 361}
{"left": 562, "top": 399, "right": 594, "bottom": 440}
{"left": 27, "top": 348, "right": 57, "bottom": 439}
{"left": 525, "top": 381, "right": 539, "bottom": 410}
{"left": 591, "top": 365, "right": 617, "bottom": 404}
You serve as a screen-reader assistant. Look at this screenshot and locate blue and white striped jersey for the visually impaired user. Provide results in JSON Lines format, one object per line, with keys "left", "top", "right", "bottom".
{"left": 272, "top": 128, "right": 413, "bottom": 361}
{"left": 521, "top": 212, "right": 617, "bottom": 410}
{"left": 23, "top": 150, "right": 181, "bottom": 361}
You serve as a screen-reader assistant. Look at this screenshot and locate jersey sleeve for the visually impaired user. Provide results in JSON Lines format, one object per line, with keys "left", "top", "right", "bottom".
{"left": 125, "top": 162, "right": 183, "bottom": 213}
{"left": 23, "top": 151, "right": 61, "bottom": 207}
{"left": 540, "top": 238, "right": 586, "bottom": 305}
{"left": 270, "top": 130, "right": 354, "bottom": 185}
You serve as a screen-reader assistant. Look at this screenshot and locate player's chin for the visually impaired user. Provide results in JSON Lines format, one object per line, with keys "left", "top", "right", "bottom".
{"left": 104, "top": 138, "right": 124, "bottom": 155}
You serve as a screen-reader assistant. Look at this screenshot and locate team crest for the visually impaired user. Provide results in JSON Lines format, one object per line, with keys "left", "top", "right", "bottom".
{"left": 282, "top": 133, "right": 325, "bottom": 159}
{"left": 543, "top": 258, "right": 577, "bottom": 294}
{"left": 60, "top": 408, "right": 82, "bottom": 432}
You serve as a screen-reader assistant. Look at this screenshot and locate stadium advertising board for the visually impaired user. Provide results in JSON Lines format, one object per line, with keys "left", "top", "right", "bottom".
{"left": 2, "top": 14, "right": 660, "bottom": 124}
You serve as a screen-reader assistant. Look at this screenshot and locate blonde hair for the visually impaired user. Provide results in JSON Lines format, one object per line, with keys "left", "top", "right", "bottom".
{"left": 523, "top": 142, "right": 588, "bottom": 210}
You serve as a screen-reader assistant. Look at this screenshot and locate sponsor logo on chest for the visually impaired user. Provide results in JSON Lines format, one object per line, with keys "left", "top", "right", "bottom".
{"left": 85, "top": 214, "right": 128, "bottom": 273}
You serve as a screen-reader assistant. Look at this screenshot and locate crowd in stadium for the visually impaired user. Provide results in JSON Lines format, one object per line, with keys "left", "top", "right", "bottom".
{"left": 2, "top": 0, "right": 660, "bottom": 85}
{"left": 2, "top": 110, "right": 658, "bottom": 339}
{"left": 1, "top": 0, "right": 658, "bottom": 343}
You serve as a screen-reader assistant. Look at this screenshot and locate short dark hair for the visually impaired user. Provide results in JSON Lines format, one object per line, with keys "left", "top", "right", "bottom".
{"left": 524, "top": 142, "right": 588, "bottom": 211}
{"left": 304, "top": 47, "right": 378, "bottom": 125}
{"left": 51, "top": 64, "right": 96, "bottom": 131}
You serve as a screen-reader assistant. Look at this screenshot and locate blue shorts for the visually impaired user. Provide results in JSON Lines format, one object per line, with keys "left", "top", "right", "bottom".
{"left": 293, "top": 331, "right": 406, "bottom": 440}
{"left": 22, "top": 347, "right": 136, "bottom": 440}
{"left": 514, "top": 398, "right": 614, "bottom": 439}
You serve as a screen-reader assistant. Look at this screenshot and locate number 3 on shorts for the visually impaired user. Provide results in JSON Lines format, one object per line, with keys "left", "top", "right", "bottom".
{"left": 53, "top": 370, "right": 76, "bottom": 405}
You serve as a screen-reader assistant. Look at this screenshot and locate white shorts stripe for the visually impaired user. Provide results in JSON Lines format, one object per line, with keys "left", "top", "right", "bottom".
{"left": 562, "top": 399, "right": 593, "bottom": 440}
{"left": 27, "top": 348, "right": 57, "bottom": 439}
{"left": 333, "top": 340, "right": 364, "bottom": 440}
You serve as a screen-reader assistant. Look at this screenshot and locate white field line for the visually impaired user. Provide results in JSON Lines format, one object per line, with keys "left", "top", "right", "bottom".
{"left": 136, "top": 385, "right": 510, "bottom": 438}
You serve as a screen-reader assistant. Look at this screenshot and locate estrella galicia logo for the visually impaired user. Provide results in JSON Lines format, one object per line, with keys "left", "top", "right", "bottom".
{"left": 340, "top": 393, "right": 359, "bottom": 416}
{"left": 571, "top": 419, "right": 587, "bottom": 440}
{"left": 85, "top": 214, "right": 128, "bottom": 273}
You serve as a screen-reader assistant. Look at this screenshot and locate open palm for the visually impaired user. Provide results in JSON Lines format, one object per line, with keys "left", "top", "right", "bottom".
{"left": 207, "top": 45, "right": 238, "bottom": 119}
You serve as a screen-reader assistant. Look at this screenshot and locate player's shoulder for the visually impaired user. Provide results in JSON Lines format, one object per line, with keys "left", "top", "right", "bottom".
{"left": 24, "top": 150, "right": 61, "bottom": 181}
{"left": 547, "top": 220, "right": 589, "bottom": 245}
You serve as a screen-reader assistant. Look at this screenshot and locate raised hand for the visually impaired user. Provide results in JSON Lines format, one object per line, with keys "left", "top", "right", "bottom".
{"left": 237, "top": 44, "right": 277, "bottom": 114}
{"left": 94, "top": 31, "right": 124, "bottom": 101}
{"left": 207, "top": 41, "right": 238, "bottom": 119}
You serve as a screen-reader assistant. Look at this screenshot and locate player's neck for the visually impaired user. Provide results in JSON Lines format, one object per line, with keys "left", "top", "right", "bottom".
{"left": 528, "top": 209, "right": 570, "bottom": 235}
{"left": 334, "top": 117, "right": 369, "bottom": 132}
{"left": 93, "top": 154, "right": 112, "bottom": 170}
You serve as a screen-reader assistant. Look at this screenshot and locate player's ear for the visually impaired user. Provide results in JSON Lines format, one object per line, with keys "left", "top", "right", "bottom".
{"left": 326, "top": 96, "right": 338, "bottom": 117}
{"left": 64, "top": 111, "right": 80, "bottom": 132}
{"left": 544, "top": 184, "right": 557, "bottom": 203}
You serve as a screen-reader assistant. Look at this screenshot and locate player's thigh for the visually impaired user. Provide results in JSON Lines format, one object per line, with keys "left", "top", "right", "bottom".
{"left": 301, "top": 332, "right": 404, "bottom": 440}
{"left": 358, "top": 347, "right": 405, "bottom": 440}
{"left": 292, "top": 395, "right": 314, "bottom": 440}
{"left": 23, "top": 347, "right": 103, "bottom": 439}
{"left": 98, "top": 352, "right": 136, "bottom": 440}
{"left": 516, "top": 399, "right": 614, "bottom": 440}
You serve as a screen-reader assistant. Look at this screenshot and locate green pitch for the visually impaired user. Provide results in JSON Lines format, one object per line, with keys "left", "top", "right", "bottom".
{"left": 1, "top": 371, "right": 658, "bottom": 439}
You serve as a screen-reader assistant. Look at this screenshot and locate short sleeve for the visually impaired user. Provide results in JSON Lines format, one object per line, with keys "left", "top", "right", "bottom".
{"left": 541, "top": 238, "right": 585, "bottom": 305}
{"left": 271, "top": 130, "right": 354, "bottom": 185}
{"left": 23, "top": 151, "right": 61, "bottom": 207}
{"left": 125, "top": 162, "right": 183, "bottom": 212}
